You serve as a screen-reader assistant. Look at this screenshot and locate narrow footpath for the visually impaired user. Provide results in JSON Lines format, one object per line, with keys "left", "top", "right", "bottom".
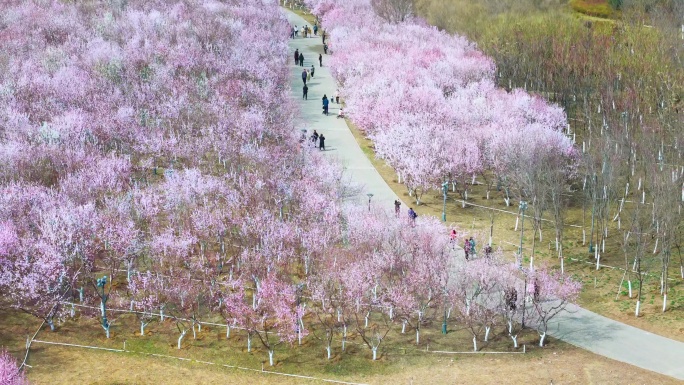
{"left": 283, "top": 9, "right": 684, "bottom": 381}
{"left": 285, "top": 13, "right": 403, "bottom": 211}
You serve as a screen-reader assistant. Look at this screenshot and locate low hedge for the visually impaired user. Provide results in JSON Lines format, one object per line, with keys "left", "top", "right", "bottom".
{"left": 569, "top": 0, "right": 614, "bottom": 19}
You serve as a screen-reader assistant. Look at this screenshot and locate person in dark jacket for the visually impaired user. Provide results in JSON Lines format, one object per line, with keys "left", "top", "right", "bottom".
{"left": 322, "top": 95, "right": 329, "bottom": 115}
{"left": 302, "top": 69, "right": 307, "bottom": 85}
{"left": 299, "top": 52, "right": 304, "bottom": 66}
{"left": 323, "top": 43, "right": 328, "bottom": 54}
{"left": 303, "top": 84, "right": 308, "bottom": 99}
{"left": 319, "top": 53, "right": 323, "bottom": 67}
{"left": 294, "top": 49, "right": 299, "bottom": 63}
{"left": 319, "top": 134, "right": 326, "bottom": 150}
{"left": 310, "top": 64, "right": 315, "bottom": 78}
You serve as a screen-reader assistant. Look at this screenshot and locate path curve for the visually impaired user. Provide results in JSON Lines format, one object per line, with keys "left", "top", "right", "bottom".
{"left": 283, "top": 8, "right": 684, "bottom": 381}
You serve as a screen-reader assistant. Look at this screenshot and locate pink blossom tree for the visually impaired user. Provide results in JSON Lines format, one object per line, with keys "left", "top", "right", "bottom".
{"left": 0, "top": 350, "right": 27, "bottom": 385}
{"left": 525, "top": 266, "right": 582, "bottom": 346}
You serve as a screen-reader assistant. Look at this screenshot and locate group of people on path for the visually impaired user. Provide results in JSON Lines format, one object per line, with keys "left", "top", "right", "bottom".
{"left": 309, "top": 129, "right": 325, "bottom": 150}
{"left": 394, "top": 200, "right": 422, "bottom": 228}
{"left": 290, "top": 23, "right": 319, "bottom": 39}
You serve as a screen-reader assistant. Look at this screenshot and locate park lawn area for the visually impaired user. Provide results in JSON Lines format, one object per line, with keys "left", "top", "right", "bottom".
{"left": 1, "top": 309, "right": 680, "bottom": 385}
{"left": 345, "top": 119, "right": 684, "bottom": 344}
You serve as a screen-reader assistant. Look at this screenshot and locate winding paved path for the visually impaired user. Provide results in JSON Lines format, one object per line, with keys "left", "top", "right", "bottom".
{"left": 283, "top": 9, "right": 684, "bottom": 381}
{"left": 285, "top": 13, "right": 403, "bottom": 212}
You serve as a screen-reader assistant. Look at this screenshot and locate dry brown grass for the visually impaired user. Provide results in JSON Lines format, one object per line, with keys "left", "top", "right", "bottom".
{"left": 0, "top": 306, "right": 678, "bottom": 384}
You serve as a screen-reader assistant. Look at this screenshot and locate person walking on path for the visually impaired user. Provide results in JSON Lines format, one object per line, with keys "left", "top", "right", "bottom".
{"left": 299, "top": 52, "right": 304, "bottom": 66}
{"left": 322, "top": 94, "right": 329, "bottom": 115}
{"left": 394, "top": 200, "right": 401, "bottom": 218}
{"left": 469, "top": 237, "right": 476, "bottom": 257}
{"left": 319, "top": 53, "right": 323, "bottom": 67}
{"left": 294, "top": 25, "right": 299, "bottom": 37}
{"left": 334, "top": 89, "right": 340, "bottom": 104}
{"left": 319, "top": 134, "right": 326, "bottom": 151}
{"left": 311, "top": 130, "right": 319, "bottom": 146}
{"left": 306, "top": 69, "right": 311, "bottom": 83}
{"left": 323, "top": 43, "right": 328, "bottom": 54}
{"left": 408, "top": 208, "right": 417, "bottom": 227}
{"left": 303, "top": 84, "right": 308, "bottom": 100}
{"left": 301, "top": 69, "right": 307, "bottom": 85}
{"left": 294, "top": 49, "right": 299, "bottom": 63}
{"left": 464, "top": 238, "right": 471, "bottom": 260}
{"left": 310, "top": 64, "right": 315, "bottom": 78}
{"left": 313, "top": 24, "right": 318, "bottom": 35}
{"left": 290, "top": 26, "right": 295, "bottom": 39}
{"left": 322, "top": 31, "right": 326, "bottom": 44}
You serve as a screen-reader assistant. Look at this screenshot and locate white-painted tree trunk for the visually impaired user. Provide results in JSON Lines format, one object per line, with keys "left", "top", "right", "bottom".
{"left": 511, "top": 334, "right": 518, "bottom": 348}
{"left": 401, "top": 320, "right": 406, "bottom": 334}
{"left": 104, "top": 324, "right": 111, "bottom": 339}
{"left": 663, "top": 294, "right": 667, "bottom": 312}
{"left": 628, "top": 281, "right": 632, "bottom": 298}
{"left": 247, "top": 333, "right": 252, "bottom": 352}
{"left": 48, "top": 318, "right": 55, "bottom": 332}
{"left": 226, "top": 325, "right": 231, "bottom": 339}
{"left": 268, "top": 350, "right": 274, "bottom": 366}
{"left": 484, "top": 326, "right": 491, "bottom": 342}
{"left": 160, "top": 307, "right": 165, "bottom": 322}
{"left": 416, "top": 328, "right": 420, "bottom": 344}
{"left": 372, "top": 346, "right": 378, "bottom": 360}
{"left": 326, "top": 344, "right": 332, "bottom": 360}
{"left": 515, "top": 216, "right": 519, "bottom": 231}
{"left": 192, "top": 322, "right": 197, "bottom": 339}
{"left": 472, "top": 336, "right": 477, "bottom": 352}
{"left": 140, "top": 320, "right": 147, "bottom": 336}
{"left": 177, "top": 329, "right": 187, "bottom": 349}
{"left": 342, "top": 325, "right": 347, "bottom": 351}
{"left": 596, "top": 253, "right": 601, "bottom": 270}
{"left": 582, "top": 229, "right": 586, "bottom": 245}
{"left": 507, "top": 320, "right": 512, "bottom": 334}
{"left": 539, "top": 332, "right": 547, "bottom": 347}
{"left": 635, "top": 300, "right": 641, "bottom": 317}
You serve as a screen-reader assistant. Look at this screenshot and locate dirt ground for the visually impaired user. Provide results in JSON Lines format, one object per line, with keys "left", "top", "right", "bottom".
{"left": 24, "top": 342, "right": 680, "bottom": 385}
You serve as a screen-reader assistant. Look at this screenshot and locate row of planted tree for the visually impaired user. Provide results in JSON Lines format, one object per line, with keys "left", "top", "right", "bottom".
{"left": 458, "top": 0, "right": 684, "bottom": 315}
{"left": 0, "top": 0, "right": 582, "bottom": 374}
{"left": 308, "top": 0, "right": 684, "bottom": 316}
